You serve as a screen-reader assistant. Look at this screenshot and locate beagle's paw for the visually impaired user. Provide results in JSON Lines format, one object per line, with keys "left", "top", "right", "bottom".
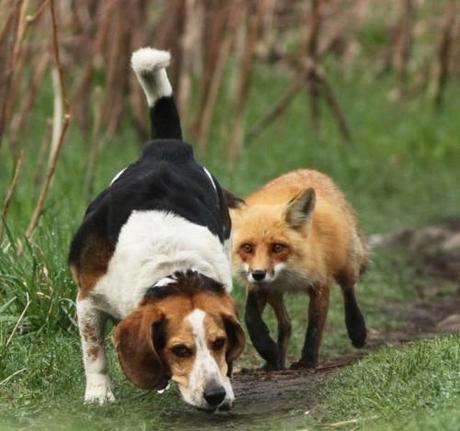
{"left": 84, "top": 374, "right": 115, "bottom": 405}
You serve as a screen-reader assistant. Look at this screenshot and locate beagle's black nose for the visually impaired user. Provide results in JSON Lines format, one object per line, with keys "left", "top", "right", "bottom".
{"left": 203, "top": 385, "right": 226, "bottom": 407}
{"left": 252, "top": 270, "right": 266, "bottom": 282}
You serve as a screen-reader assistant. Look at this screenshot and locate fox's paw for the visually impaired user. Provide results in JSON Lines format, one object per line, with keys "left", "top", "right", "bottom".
{"left": 348, "top": 318, "right": 367, "bottom": 348}
{"left": 290, "top": 359, "right": 317, "bottom": 370}
{"left": 350, "top": 330, "right": 367, "bottom": 348}
{"left": 260, "top": 362, "right": 283, "bottom": 372}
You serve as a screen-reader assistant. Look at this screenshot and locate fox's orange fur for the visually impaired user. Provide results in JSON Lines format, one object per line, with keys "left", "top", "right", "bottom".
{"left": 231, "top": 169, "right": 368, "bottom": 370}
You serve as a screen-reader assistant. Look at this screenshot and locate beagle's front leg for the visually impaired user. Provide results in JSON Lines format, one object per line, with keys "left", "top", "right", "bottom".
{"left": 77, "top": 297, "right": 115, "bottom": 404}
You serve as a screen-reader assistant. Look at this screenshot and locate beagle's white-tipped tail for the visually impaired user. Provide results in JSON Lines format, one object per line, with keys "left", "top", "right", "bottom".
{"left": 131, "top": 48, "right": 172, "bottom": 106}
{"left": 131, "top": 48, "right": 182, "bottom": 140}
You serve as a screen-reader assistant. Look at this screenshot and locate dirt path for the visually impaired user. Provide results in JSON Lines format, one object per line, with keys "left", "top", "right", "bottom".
{"left": 162, "top": 291, "right": 460, "bottom": 431}
{"left": 161, "top": 221, "right": 460, "bottom": 430}
{"left": 217, "top": 292, "right": 460, "bottom": 430}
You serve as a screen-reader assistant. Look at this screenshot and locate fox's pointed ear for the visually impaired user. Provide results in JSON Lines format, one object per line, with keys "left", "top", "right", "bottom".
{"left": 284, "top": 188, "right": 316, "bottom": 229}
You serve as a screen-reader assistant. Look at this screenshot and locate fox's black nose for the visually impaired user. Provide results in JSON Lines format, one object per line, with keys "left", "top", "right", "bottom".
{"left": 203, "top": 385, "right": 226, "bottom": 407}
{"left": 252, "top": 270, "right": 266, "bottom": 282}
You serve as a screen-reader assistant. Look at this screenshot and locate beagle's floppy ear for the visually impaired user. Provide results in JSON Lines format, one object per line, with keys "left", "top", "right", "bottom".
{"left": 284, "top": 188, "right": 316, "bottom": 229}
{"left": 223, "top": 314, "right": 246, "bottom": 376}
{"left": 114, "top": 306, "right": 169, "bottom": 390}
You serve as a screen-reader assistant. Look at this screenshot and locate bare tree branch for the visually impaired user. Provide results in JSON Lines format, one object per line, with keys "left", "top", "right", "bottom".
{"left": 429, "top": 0, "right": 457, "bottom": 107}
{"left": 25, "top": 0, "right": 71, "bottom": 240}
{"left": 0, "top": 150, "right": 25, "bottom": 241}
{"left": 0, "top": 0, "right": 27, "bottom": 148}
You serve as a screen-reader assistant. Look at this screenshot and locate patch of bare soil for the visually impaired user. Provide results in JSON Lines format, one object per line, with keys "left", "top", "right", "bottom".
{"left": 227, "top": 291, "right": 460, "bottom": 429}
{"left": 370, "top": 218, "right": 460, "bottom": 282}
{"left": 163, "top": 370, "right": 325, "bottom": 430}
{"left": 367, "top": 218, "right": 460, "bottom": 343}
{"left": 164, "top": 220, "right": 460, "bottom": 430}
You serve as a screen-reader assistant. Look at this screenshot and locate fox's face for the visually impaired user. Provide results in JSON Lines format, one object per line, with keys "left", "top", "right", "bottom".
{"left": 231, "top": 189, "right": 315, "bottom": 285}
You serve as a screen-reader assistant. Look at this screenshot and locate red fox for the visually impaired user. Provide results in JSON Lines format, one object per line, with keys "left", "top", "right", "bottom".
{"left": 230, "top": 169, "right": 368, "bottom": 370}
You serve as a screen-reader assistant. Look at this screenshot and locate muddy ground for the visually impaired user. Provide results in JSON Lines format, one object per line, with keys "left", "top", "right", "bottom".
{"left": 160, "top": 221, "right": 460, "bottom": 430}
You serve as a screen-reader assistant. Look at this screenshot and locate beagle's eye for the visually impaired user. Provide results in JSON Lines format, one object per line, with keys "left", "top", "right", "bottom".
{"left": 272, "top": 243, "right": 287, "bottom": 254}
{"left": 211, "top": 337, "right": 226, "bottom": 351}
{"left": 240, "top": 243, "right": 254, "bottom": 254}
{"left": 171, "top": 344, "right": 193, "bottom": 358}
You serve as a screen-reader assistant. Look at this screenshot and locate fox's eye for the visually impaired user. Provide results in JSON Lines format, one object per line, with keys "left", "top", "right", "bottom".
{"left": 272, "top": 243, "right": 287, "bottom": 253}
{"left": 171, "top": 344, "right": 193, "bottom": 358}
{"left": 211, "top": 337, "right": 226, "bottom": 351}
{"left": 240, "top": 243, "right": 253, "bottom": 254}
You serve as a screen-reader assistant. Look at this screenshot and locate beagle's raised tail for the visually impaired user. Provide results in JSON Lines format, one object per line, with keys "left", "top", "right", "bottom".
{"left": 131, "top": 47, "right": 182, "bottom": 140}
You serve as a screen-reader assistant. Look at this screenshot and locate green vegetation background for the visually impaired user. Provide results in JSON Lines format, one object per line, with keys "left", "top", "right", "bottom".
{"left": 1, "top": 63, "right": 460, "bottom": 430}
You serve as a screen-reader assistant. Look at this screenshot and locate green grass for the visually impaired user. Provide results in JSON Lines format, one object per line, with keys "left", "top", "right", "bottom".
{"left": 1, "top": 62, "right": 460, "bottom": 430}
{"left": 319, "top": 335, "right": 460, "bottom": 430}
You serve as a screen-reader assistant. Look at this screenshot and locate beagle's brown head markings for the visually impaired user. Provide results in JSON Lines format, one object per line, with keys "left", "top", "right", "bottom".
{"left": 114, "top": 272, "right": 245, "bottom": 411}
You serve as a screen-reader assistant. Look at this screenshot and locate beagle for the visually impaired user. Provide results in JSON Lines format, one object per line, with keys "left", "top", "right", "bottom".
{"left": 69, "top": 48, "right": 245, "bottom": 411}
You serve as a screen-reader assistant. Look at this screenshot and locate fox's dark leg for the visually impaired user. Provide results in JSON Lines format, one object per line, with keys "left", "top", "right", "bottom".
{"left": 267, "top": 292, "right": 291, "bottom": 369}
{"left": 245, "top": 288, "right": 280, "bottom": 370}
{"left": 291, "top": 285, "right": 330, "bottom": 369}
{"left": 337, "top": 275, "right": 367, "bottom": 348}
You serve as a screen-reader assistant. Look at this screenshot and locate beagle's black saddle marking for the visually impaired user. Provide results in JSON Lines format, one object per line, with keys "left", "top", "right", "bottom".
{"left": 69, "top": 139, "right": 231, "bottom": 266}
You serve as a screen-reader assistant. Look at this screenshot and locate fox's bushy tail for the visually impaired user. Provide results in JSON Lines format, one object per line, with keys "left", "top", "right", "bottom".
{"left": 131, "top": 48, "right": 182, "bottom": 140}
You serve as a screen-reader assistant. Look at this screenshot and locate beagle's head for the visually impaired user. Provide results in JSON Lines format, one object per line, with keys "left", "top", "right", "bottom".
{"left": 114, "top": 272, "right": 245, "bottom": 411}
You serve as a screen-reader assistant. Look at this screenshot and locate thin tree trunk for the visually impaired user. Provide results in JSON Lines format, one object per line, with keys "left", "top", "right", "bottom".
{"left": 9, "top": 52, "right": 49, "bottom": 148}
{"left": 101, "top": 3, "right": 132, "bottom": 137}
{"left": 84, "top": 87, "right": 104, "bottom": 198}
{"left": 304, "top": 0, "right": 321, "bottom": 139}
{"left": 194, "top": 2, "right": 238, "bottom": 152}
{"left": 319, "top": 69, "right": 352, "bottom": 143}
{"left": 228, "top": 0, "right": 267, "bottom": 165}
{"left": 0, "top": 151, "right": 24, "bottom": 241}
{"left": 26, "top": 0, "right": 71, "bottom": 240}
{"left": 391, "top": 0, "right": 414, "bottom": 102}
{"left": 0, "top": 0, "right": 27, "bottom": 148}
{"left": 33, "top": 119, "right": 53, "bottom": 186}
{"left": 72, "top": 1, "right": 113, "bottom": 133}
{"left": 429, "top": 0, "right": 457, "bottom": 108}
{"left": 176, "top": 0, "right": 197, "bottom": 122}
